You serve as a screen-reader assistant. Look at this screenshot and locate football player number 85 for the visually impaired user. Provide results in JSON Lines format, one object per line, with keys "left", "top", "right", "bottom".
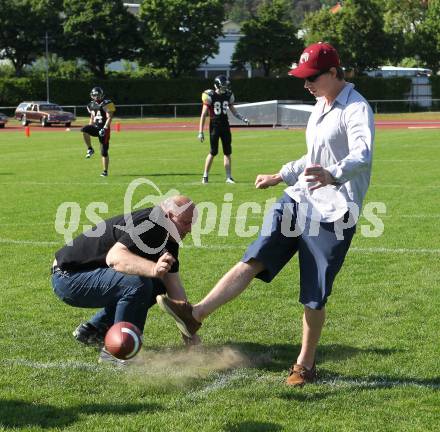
{"left": 213, "top": 101, "right": 228, "bottom": 115}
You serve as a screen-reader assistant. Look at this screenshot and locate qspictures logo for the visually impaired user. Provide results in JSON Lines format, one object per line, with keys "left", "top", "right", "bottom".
{"left": 54, "top": 178, "right": 387, "bottom": 248}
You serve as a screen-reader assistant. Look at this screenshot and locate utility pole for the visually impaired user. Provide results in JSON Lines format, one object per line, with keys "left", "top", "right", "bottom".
{"left": 45, "top": 31, "right": 50, "bottom": 102}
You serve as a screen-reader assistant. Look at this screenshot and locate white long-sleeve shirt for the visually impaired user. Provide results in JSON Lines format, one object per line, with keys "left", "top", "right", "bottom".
{"left": 280, "top": 82, "right": 374, "bottom": 222}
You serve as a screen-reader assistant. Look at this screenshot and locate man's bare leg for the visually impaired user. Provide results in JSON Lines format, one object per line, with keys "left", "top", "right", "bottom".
{"left": 224, "top": 154, "right": 232, "bottom": 179}
{"left": 203, "top": 153, "right": 214, "bottom": 176}
{"left": 296, "top": 306, "right": 325, "bottom": 370}
{"left": 192, "top": 259, "right": 265, "bottom": 322}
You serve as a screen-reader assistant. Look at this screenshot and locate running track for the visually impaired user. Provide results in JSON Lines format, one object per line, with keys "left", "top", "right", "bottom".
{"left": 2, "top": 119, "right": 440, "bottom": 132}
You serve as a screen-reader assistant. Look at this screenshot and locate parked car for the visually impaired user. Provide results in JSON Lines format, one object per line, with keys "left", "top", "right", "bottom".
{"left": 0, "top": 112, "right": 8, "bottom": 128}
{"left": 14, "top": 101, "right": 75, "bottom": 127}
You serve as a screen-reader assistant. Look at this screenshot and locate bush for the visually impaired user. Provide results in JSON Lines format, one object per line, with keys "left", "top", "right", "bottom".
{"left": 430, "top": 76, "right": 440, "bottom": 109}
{"left": 0, "top": 76, "right": 412, "bottom": 113}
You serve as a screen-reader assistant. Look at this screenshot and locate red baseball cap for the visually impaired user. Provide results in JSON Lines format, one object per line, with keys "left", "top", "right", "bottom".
{"left": 288, "top": 42, "right": 340, "bottom": 78}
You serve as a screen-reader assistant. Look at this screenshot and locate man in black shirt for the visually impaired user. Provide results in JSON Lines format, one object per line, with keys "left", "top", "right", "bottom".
{"left": 51, "top": 195, "right": 199, "bottom": 362}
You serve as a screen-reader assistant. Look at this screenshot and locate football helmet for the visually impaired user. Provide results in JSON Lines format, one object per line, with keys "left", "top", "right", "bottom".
{"left": 214, "top": 75, "right": 230, "bottom": 94}
{"left": 90, "top": 87, "right": 104, "bottom": 102}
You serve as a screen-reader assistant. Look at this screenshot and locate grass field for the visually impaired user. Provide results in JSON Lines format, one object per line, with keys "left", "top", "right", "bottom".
{"left": 0, "top": 124, "right": 439, "bottom": 431}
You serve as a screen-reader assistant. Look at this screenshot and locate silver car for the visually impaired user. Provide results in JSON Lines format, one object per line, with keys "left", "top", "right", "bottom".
{"left": 0, "top": 112, "right": 8, "bottom": 128}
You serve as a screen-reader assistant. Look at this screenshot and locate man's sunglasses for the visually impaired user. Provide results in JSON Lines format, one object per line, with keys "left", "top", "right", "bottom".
{"left": 305, "top": 69, "right": 329, "bottom": 82}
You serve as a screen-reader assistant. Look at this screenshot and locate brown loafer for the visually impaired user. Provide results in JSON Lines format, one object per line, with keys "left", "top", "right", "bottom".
{"left": 156, "top": 295, "right": 202, "bottom": 337}
{"left": 285, "top": 363, "right": 317, "bottom": 387}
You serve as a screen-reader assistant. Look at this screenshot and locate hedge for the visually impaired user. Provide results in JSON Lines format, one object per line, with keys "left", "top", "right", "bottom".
{"left": 430, "top": 76, "right": 440, "bottom": 109}
{"left": 0, "top": 76, "right": 411, "bottom": 113}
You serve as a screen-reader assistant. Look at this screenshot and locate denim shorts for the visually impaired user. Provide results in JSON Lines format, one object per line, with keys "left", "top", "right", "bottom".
{"left": 242, "top": 193, "right": 356, "bottom": 309}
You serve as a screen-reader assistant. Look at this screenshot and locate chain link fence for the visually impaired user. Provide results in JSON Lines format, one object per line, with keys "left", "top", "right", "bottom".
{"left": 1, "top": 99, "right": 439, "bottom": 119}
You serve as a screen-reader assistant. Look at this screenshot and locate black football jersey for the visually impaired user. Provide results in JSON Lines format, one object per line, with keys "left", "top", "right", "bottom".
{"left": 87, "top": 99, "right": 116, "bottom": 128}
{"left": 202, "top": 89, "right": 235, "bottom": 125}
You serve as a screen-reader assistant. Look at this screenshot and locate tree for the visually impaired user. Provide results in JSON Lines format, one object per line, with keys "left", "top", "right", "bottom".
{"left": 381, "top": 0, "right": 429, "bottom": 65}
{"left": 138, "top": 0, "right": 225, "bottom": 78}
{"left": 0, "top": 0, "right": 63, "bottom": 76}
{"left": 232, "top": 0, "right": 303, "bottom": 77}
{"left": 303, "top": 0, "right": 390, "bottom": 74}
{"left": 415, "top": 0, "right": 440, "bottom": 72}
{"left": 62, "top": 0, "right": 141, "bottom": 79}
{"left": 225, "top": 0, "right": 263, "bottom": 22}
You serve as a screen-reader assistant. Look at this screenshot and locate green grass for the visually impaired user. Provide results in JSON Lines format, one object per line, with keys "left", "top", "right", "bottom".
{"left": 0, "top": 125, "right": 439, "bottom": 431}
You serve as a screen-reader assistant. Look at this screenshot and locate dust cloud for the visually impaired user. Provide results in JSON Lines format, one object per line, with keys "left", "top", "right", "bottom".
{"left": 124, "top": 345, "right": 269, "bottom": 387}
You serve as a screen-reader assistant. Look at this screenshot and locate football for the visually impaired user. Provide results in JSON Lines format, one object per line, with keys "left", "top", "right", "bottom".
{"left": 104, "top": 321, "right": 143, "bottom": 360}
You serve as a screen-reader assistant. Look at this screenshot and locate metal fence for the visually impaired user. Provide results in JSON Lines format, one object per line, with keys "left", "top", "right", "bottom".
{"left": 1, "top": 99, "right": 439, "bottom": 118}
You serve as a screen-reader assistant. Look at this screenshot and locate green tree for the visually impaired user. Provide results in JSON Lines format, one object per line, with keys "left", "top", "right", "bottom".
{"left": 382, "top": 0, "right": 428, "bottom": 65}
{"left": 0, "top": 0, "right": 63, "bottom": 76}
{"left": 232, "top": 0, "right": 303, "bottom": 77}
{"left": 138, "top": 0, "right": 225, "bottom": 78}
{"left": 225, "top": 0, "right": 263, "bottom": 22}
{"left": 62, "top": 0, "right": 141, "bottom": 79}
{"left": 303, "top": 0, "right": 390, "bottom": 74}
{"left": 415, "top": 0, "right": 440, "bottom": 72}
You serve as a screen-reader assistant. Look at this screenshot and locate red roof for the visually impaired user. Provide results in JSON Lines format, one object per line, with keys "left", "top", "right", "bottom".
{"left": 330, "top": 2, "right": 342, "bottom": 13}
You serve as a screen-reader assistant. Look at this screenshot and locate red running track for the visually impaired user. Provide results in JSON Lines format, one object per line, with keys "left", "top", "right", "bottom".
{"left": 1, "top": 120, "right": 440, "bottom": 132}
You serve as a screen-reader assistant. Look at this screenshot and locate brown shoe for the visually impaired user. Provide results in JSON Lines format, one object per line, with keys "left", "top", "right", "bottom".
{"left": 285, "top": 363, "right": 317, "bottom": 387}
{"left": 156, "top": 295, "right": 202, "bottom": 337}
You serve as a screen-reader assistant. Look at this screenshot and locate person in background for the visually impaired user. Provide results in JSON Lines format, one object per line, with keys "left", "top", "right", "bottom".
{"left": 81, "top": 87, "right": 115, "bottom": 177}
{"left": 198, "top": 75, "right": 250, "bottom": 184}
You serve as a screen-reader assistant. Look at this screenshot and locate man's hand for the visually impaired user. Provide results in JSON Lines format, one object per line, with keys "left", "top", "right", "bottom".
{"left": 181, "top": 332, "right": 201, "bottom": 347}
{"left": 304, "top": 164, "right": 335, "bottom": 191}
{"left": 153, "top": 252, "right": 175, "bottom": 278}
{"left": 98, "top": 128, "right": 106, "bottom": 137}
{"left": 255, "top": 173, "right": 282, "bottom": 189}
{"left": 198, "top": 132, "right": 204, "bottom": 142}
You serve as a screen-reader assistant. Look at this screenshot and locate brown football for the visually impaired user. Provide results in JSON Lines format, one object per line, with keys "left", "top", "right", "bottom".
{"left": 104, "top": 322, "right": 143, "bottom": 360}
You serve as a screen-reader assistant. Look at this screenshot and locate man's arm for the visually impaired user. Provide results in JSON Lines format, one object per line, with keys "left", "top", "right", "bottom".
{"left": 255, "top": 173, "right": 283, "bottom": 189}
{"left": 229, "top": 104, "right": 249, "bottom": 125}
{"left": 103, "top": 110, "right": 113, "bottom": 130}
{"left": 162, "top": 271, "right": 187, "bottom": 301}
{"left": 106, "top": 242, "right": 174, "bottom": 278}
{"left": 325, "top": 103, "right": 374, "bottom": 184}
{"left": 88, "top": 107, "right": 94, "bottom": 125}
{"left": 198, "top": 104, "right": 209, "bottom": 142}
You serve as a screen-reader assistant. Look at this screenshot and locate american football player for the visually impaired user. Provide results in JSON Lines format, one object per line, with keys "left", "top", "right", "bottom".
{"left": 198, "top": 75, "right": 250, "bottom": 184}
{"left": 81, "top": 87, "right": 116, "bottom": 177}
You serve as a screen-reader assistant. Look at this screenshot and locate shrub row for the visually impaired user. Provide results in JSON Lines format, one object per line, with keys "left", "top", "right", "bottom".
{"left": 0, "top": 76, "right": 411, "bottom": 112}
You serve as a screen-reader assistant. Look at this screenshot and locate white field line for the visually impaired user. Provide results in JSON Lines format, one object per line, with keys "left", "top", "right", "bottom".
{"left": 189, "top": 370, "right": 440, "bottom": 397}
{"left": 4, "top": 359, "right": 439, "bottom": 390}
{"left": 1, "top": 237, "right": 440, "bottom": 254}
{"left": 184, "top": 245, "right": 440, "bottom": 254}
{"left": 2, "top": 358, "right": 102, "bottom": 372}
{"left": 374, "top": 159, "right": 438, "bottom": 162}
{"left": 349, "top": 247, "right": 440, "bottom": 254}
{"left": 407, "top": 126, "right": 440, "bottom": 129}
{"left": 187, "top": 369, "right": 249, "bottom": 400}
{"left": 0, "top": 214, "right": 438, "bottom": 226}
{"left": 0, "top": 238, "right": 59, "bottom": 246}
{"left": 0, "top": 181, "right": 255, "bottom": 187}
{"left": 0, "top": 214, "right": 439, "bottom": 227}
{"left": 320, "top": 377, "right": 440, "bottom": 390}
{"left": 1, "top": 181, "right": 440, "bottom": 189}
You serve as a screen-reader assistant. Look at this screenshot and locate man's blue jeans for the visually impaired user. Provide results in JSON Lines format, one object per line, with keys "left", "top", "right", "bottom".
{"left": 51, "top": 267, "right": 166, "bottom": 332}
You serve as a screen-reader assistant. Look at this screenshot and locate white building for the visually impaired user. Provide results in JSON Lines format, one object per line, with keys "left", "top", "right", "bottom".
{"left": 121, "top": 4, "right": 251, "bottom": 77}
{"left": 196, "top": 20, "right": 252, "bottom": 79}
